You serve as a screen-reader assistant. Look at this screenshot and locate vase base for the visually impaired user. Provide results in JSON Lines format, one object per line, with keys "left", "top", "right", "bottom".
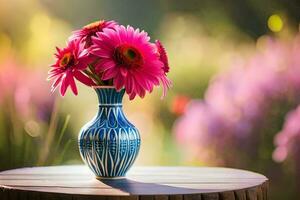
{"left": 96, "top": 176, "right": 126, "bottom": 180}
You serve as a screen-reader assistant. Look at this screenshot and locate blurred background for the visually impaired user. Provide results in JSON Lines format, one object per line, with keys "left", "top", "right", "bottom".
{"left": 1, "top": 0, "right": 300, "bottom": 198}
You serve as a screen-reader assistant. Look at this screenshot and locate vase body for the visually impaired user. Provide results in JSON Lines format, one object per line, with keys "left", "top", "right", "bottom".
{"left": 78, "top": 87, "right": 141, "bottom": 178}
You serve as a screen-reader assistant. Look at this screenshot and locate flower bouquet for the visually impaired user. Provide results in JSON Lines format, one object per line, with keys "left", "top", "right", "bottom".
{"left": 48, "top": 20, "right": 171, "bottom": 178}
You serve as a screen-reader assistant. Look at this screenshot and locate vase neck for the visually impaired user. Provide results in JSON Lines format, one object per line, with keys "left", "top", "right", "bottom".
{"left": 94, "top": 88, "right": 125, "bottom": 105}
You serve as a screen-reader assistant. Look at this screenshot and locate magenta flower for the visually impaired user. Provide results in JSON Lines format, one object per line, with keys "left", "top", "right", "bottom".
{"left": 49, "top": 20, "right": 171, "bottom": 99}
{"left": 155, "top": 40, "right": 169, "bottom": 73}
{"left": 155, "top": 40, "right": 172, "bottom": 97}
{"left": 90, "top": 25, "right": 170, "bottom": 99}
{"left": 48, "top": 39, "right": 94, "bottom": 96}
{"left": 69, "top": 20, "right": 117, "bottom": 47}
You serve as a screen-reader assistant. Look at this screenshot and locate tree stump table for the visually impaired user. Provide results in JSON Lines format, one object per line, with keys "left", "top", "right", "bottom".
{"left": 0, "top": 166, "right": 268, "bottom": 200}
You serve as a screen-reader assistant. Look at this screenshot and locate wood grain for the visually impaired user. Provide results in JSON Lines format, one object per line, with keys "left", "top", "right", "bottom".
{"left": 234, "top": 190, "right": 246, "bottom": 200}
{"left": 0, "top": 165, "right": 268, "bottom": 200}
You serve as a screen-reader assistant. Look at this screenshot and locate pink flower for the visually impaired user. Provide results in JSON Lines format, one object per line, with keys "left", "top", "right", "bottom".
{"left": 0, "top": 59, "right": 55, "bottom": 120}
{"left": 155, "top": 40, "right": 172, "bottom": 97}
{"left": 173, "top": 34, "right": 300, "bottom": 165}
{"left": 69, "top": 20, "right": 117, "bottom": 47}
{"left": 48, "top": 39, "right": 94, "bottom": 96}
{"left": 273, "top": 105, "right": 300, "bottom": 162}
{"left": 155, "top": 40, "right": 169, "bottom": 73}
{"left": 90, "top": 25, "right": 170, "bottom": 99}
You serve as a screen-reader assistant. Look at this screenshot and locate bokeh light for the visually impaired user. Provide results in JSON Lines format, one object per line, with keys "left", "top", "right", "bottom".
{"left": 268, "top": 14, "right": 283, "bottom": 32}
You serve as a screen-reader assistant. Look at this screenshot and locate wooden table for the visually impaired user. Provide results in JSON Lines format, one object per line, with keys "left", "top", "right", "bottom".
{"left": 0, "top": 165, "right": 268, "bottom": 200}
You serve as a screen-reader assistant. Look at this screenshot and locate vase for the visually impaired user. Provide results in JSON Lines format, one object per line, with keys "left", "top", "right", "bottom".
{"left": 78, "top": 87, "right": 141, "bottom": 179}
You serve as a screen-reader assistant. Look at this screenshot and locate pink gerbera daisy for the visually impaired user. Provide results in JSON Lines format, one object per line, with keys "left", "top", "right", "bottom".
{"left": 70, "top": 20, "right": 117, "bottom": 47}
{"left": 89, "top": 25, "right": 170, "bottom": 99}
{"left": 48, "top": 39, "right": 94, "bottom": 96}
{"left": 155, "top": 40, "right": 172, "bottom": 97}
{"left": 155, "top": 40, "right": 170, "bottom": 73}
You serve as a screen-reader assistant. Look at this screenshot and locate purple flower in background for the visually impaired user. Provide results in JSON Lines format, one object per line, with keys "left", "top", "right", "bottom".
{"left": 174, "top": 100, "right": 227, "bottom": 164}
{"left": 174, "top": 34, "right": 300, "bottom": 164}
{"left": 273, "top": 105, "right": 300, "bottom": 162}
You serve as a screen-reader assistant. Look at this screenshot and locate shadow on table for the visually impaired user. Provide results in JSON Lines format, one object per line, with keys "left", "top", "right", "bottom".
{"left": 100, "top": 178, "right": 213, "bottom": 195}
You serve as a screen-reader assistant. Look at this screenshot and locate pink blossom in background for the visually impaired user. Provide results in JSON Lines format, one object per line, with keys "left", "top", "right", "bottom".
{"left": 0, "top": 59, "right": 55, "bottom": 121}
{"left": 174, "top": 100, "right": 226, "bottom": 164}
{"left": 174, "top": 34, "right": 300, "bottom": 164}
{"left": 273, "top": 105, "right": 300, "bottom": 162}
{"left": 0, "top": 60, "right": 17, "bottom": 104}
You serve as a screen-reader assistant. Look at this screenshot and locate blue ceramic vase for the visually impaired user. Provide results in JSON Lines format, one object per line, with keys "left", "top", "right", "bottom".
{"left": 78, "top": 87, "right": 141, "bottom": 178}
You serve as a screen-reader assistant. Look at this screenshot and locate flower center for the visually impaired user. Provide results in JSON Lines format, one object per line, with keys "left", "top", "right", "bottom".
{"left": 114, "top": 44, "right": 143, "bottom": 69}
{"left": 59, "top": 52, "right": 74, "bottom": 68}
{"left": 83, "top": 20, "right": 104, "bottom": 31}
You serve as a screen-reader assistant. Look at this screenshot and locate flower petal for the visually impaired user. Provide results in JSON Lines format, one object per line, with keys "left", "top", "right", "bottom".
{"left": 73, "top": 70, "right": 95, "bottom": 86}
{"left": 102, "top": 68, "right": 118, "bottom": 80}
{"left": 51, "top": 75, "right": 63, "bottom": 92}
{"left": 95, "top": 59, "right": 116, "bottom": 72}
{"left": 160, "top": 75, "right": 172, "bottom": 99}
{"left": 120, "top": 66, "right": 128, "bottom": 77}
{"left": 114, "top": 73, "right": 125, "bottom": 90}
{"left": 69, "top": 75, "right": 78, "bottom": 95}
{"left": 60, "top": 74, "right": 69, "bottom": 96}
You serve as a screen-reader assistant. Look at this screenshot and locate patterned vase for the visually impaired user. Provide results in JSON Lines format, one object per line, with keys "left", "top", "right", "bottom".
{"left": 78, "top": 87, "right": 141, "bottom": 178}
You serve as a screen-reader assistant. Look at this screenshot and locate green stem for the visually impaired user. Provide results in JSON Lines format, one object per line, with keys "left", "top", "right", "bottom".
{"left": 89, "top": 64, "right": 104, "bottom": 85}
{"left": 54, "top": 114, "right": 70, "bottom": 153}
{"left": 83, "top": 68, "right": 103, "bottom": 86}
{"left": 88, "top": 64, "right": 98, "bottom": 76}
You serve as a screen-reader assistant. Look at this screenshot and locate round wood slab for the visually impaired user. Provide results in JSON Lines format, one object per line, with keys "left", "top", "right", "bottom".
{"left": 0, "top": 165, "right": 268, "bottom": 200}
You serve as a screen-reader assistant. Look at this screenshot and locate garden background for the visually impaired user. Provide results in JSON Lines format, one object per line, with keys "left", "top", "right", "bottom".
{"left": 1, "top": 0, "right": 300, "bottom": 199}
